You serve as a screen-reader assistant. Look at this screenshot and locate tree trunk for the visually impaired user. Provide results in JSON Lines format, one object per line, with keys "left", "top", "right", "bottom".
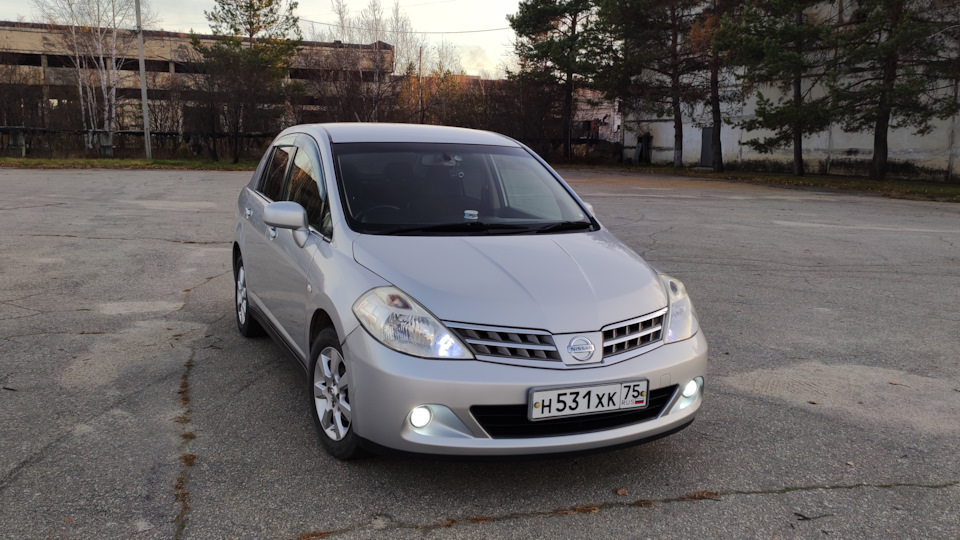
{"left": 562, "top": 12, "right": 579, "bottom": 160}
{"left": 672, "top": 93, "right": 683, "bottom": 167}
{"left": 710, "top": 51, "right": 723, "bottom": 173}
{"left": 870, "top": 112, "right": 889, "bottom": 181}
{"left": 417, "top": 46, "right": 424, "bottom": 124}
{"left": 792, "top": 10, "right": 804, "bottom": 176}
{"left": 230, "top": 104, "right": 242, "bottom": 164}
{"left": 564, "top": 70, "right": 573, "bottom": 159}
{"left": 947, "top": 80, "right": 958, "bottom": 183}
{"left": 793, "top": 74, "right": 804, "bottom": 176}
{"left": 871, "top": 57, "right": 898, "bottom": 180}
{"left": 870, "top": 3, "right": 905, "bottom": 181}
{"left": 670, "top": 8, "right": 682, "bottom": 167}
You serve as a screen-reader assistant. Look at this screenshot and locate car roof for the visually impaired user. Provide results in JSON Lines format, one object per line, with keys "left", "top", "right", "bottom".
{"left": 283, "top": 123, "right": 521, "bottom": 146}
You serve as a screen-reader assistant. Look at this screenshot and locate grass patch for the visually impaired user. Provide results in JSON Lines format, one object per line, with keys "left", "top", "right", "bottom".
{"left": 0, "top": 157, "right": 259, "bottom": 171}
{"left": 556, "top": 163, "right": 960, "bottom": 203}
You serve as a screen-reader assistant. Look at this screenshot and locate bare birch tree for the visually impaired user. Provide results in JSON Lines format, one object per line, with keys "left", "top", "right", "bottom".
{"left": 302, "top": 0, "right": 425, "bottom": 122}
{"left": 33, "top": 0, "right": 154, "bottom": 152}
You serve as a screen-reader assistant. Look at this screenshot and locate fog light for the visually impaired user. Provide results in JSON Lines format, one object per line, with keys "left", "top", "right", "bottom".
{"left": 410, "top": 406, "right": 432, "bottom": 428}
{"left": 668, "top": 377, "right": 703, "bottom": 415}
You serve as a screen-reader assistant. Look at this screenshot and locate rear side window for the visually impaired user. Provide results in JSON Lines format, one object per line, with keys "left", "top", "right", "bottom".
{"left": 260, "top": 146, "right": 292, "bottom": 201}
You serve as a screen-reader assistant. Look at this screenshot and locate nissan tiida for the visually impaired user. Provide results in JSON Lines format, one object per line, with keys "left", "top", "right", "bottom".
{"left": 232, "top": 123, "right": 706, "bottom": 459}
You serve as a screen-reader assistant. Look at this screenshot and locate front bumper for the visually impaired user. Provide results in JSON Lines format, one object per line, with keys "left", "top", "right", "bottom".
{"left": 344, "top": 327, "right": 707, "bottom": 456}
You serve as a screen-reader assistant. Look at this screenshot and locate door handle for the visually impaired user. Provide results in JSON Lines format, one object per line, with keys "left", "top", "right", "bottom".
{"left": 268, "top": 227, "right": 277, "bottom": 240}
{"left": 245, "top": 208, "right": 253, "bottom": 219}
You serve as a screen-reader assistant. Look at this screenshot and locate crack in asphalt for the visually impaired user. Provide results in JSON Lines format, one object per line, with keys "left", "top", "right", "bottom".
{"left": 0, "top": 202, "right": 67, "bottom": 211}
{"left": 0, "top": 313, "right": 41, "bottom": 321}
{"left": 234, "top": 360, "right": 285, "bottom": 395}
{"left": 0, "top": 368, "right": 182, "bottom": 495}
{"left": 0, "top": 268, "right": 230, "bottom": 520}
{"left": 0, "top": 293, "right": 44, "bottom": 304}
{"left": 171, "top": 269, "right": 231, "bottom": 538}
{"left": 173, "top": 349, "right": 197, "bottom": 540}
{"left": 0, "top": 294, "right": 44, "bottom": 320}
{"left": 293, "top": 480, "right": 960, "bottom": 539}
{"left": 0, "top": 330, "right": 109, "bottom": 341}
{"left": 169, "top": 328, "right": 228, "bottom": 539}
{"left": 26, "top": 233, "right": 229, "bottom": 245}
{"left": 640, "top": 225, "right": 673, "bottom": 258}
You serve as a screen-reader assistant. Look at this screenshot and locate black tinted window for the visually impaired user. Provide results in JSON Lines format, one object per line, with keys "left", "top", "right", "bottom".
{"left": 260, "top": 147, "right": 291, "bottom": 201}
{"left": 333, "top": 143, "right": 591, "bottom": 235}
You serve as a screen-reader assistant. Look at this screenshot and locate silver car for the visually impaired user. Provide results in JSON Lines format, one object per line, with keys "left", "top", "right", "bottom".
{"left": 233, "top": 123, "right": 706, "bottom": 459}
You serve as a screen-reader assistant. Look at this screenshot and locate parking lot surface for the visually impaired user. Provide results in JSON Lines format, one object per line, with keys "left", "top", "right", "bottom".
{"left": 1, "top": 167, "right": 958, "bottom": 538}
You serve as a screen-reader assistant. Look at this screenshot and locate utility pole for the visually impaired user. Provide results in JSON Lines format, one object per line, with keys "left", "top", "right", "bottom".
{"left": 135, "top": 0, "right": 152, "bottom": 159}
{"left": 417, "top": 45, "right": 424, "bottom": 124}
{"left": 948, "top": 80, "right": 958, "bottom": 183}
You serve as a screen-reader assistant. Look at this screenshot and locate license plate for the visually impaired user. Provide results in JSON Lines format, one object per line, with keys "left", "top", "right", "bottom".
{"left": 528, "top": 380, "right": 649, "bottom": 421}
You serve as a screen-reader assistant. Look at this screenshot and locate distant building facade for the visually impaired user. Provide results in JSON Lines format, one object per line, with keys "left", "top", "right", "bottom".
{"left": 0, "top": 21, "right": 394, "bottom": 156}
{"left": 622, "top": 92, "right": 959, "bottom": 178}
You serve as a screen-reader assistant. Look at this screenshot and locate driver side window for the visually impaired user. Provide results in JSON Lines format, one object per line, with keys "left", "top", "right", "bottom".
{"left": 287, "top": 137, "right": 332, "bottom": 237}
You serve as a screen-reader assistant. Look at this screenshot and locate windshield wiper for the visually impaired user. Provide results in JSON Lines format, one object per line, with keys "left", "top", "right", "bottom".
{"left": 375, "top": 221, "right": 532, "bottom": 235}
{"left": 535, "top": 220, "right": 595, "bottom": 234}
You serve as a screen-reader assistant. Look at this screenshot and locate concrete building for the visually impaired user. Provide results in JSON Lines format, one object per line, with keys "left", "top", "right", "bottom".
{"left": 622, "top": 92, "right": 959, "bottom": 179}
{"left": 0, "top": 21, "right": 394, "bottom": 156}
{"left": 617, "top": 0, "right": 959, "bottom": 181}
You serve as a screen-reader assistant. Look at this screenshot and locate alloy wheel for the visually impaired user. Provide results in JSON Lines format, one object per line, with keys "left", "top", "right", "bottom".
{"left": 236, "top": 264, "right": 248, "bottom": 326}
{"left": 313, "top": 346, "right": 351, "bottom": 441}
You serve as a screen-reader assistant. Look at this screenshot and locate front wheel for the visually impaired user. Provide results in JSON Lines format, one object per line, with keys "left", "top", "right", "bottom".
{"left": 309, "top": 329, "right": 365, "bottom": 460}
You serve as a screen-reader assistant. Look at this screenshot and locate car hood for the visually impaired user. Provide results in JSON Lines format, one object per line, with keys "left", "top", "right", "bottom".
{"left": 352, "top": 230, "right": 666, "bottom": 334}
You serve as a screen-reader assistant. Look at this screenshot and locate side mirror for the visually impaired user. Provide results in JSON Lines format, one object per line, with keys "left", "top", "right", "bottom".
{"left": 263, "top": 201, "right": 310, "bottom": 248}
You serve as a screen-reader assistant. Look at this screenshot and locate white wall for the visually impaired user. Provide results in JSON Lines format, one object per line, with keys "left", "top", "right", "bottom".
{"left": 623, "top": 90, "right": 960, "bottom": 175}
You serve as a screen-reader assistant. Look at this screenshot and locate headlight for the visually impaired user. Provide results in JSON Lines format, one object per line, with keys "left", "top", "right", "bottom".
{"left": 352, "top": 287, "right": 473, "bottom": 359}
{"left": 660, "top": 274, "right": 699, "bottom": 343}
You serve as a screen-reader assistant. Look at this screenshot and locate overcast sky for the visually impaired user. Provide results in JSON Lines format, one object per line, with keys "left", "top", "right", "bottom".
{"left": 0, "top": 0, "right": 521, "bottom": 75}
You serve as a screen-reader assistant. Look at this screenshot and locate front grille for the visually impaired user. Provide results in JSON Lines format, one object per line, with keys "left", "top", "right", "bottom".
{"left": 446, "top": 322, "right": 561, "bottom": 362}
{"left": 471, "top": 385, "right": 677, "bottom": 438}
{"left": 602, "top": 309, "right": 666, "bottom": 358}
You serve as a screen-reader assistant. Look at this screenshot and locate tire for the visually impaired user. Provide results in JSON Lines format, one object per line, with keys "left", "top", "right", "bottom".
{"left": 309, "top": 328, "right": 365, "bottom": 460}
{"left": 234, "top": 253, "right": 264, "bottom": 337}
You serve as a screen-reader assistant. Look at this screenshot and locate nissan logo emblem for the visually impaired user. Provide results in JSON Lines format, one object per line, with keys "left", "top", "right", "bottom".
{"left": 567, "top": 336, "right": 595, "bottom": 361}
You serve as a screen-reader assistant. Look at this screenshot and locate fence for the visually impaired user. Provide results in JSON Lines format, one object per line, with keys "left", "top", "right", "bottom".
{"left": 1, "top": 127, "right": 274, "bottom": 161}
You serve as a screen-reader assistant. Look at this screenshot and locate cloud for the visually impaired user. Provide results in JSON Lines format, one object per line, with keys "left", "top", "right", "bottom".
{"left": 460, "top": 45, "right": 494, "bottom": 76}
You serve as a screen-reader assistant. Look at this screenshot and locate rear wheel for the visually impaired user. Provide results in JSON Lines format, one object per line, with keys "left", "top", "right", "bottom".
{"left": 234, "top": 253, "right": 264, "bottom": 337}
{"left": 309, "top": 328, "right": 364, "bottom": 460}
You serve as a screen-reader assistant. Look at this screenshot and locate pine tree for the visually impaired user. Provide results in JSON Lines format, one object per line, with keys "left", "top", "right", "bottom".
{"left": 509, "top": 0, "right": 595, "bottom": 159}
{"left": 592, "top": 0, "right": 703, "bottom": 167}
{"left": 829, "top": 0, "right": 959, "bottom": 180}
{"left": 720, "top": 0, "right": 833, "bottom": 176}
{"left": 192, "top": 0, "right": 302, "bottom": 162}
{"left": 690, "top": 0, "right": 743, "bottom": 173}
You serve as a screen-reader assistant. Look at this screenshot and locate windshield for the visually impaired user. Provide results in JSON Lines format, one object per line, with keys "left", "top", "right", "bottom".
{"left": 333, "top": 142, "right": 595, "bottom": 235}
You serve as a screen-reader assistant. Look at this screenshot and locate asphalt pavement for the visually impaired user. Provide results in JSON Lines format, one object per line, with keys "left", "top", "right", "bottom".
{"left": 1, "top": 167, "right": 958, "bottom": 539}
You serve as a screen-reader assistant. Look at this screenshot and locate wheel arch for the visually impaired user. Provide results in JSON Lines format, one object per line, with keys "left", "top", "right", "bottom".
{"left": 310, "top": 309, "right": 337, "bottom": 353}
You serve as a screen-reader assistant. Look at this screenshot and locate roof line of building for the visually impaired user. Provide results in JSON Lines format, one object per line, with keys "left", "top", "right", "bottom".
{"left": 0, "top": 20, "right": 392, "bottom": 50}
